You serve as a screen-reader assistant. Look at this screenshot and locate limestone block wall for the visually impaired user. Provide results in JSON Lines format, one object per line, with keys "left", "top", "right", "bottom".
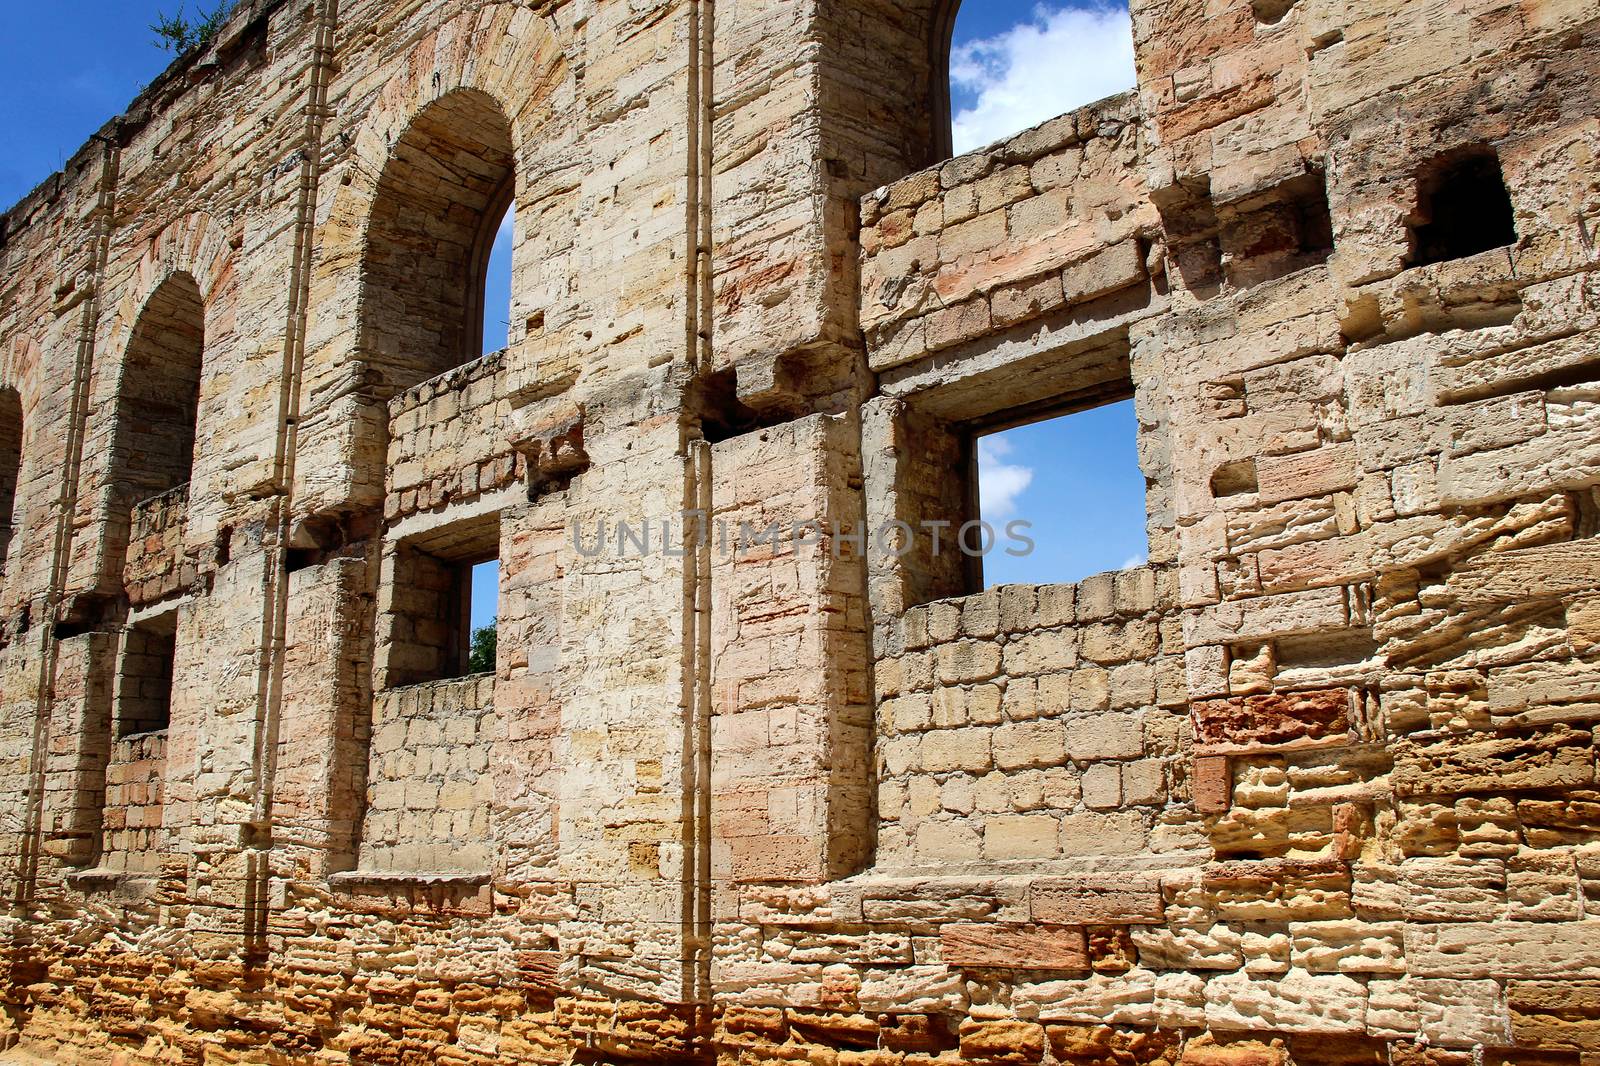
{"left": 386, "top": 353, "right": 525, "bottom": 524}
{"left": 708, "top": 414, "right": 874, "bottom": 884}
{"left": 860, "top": 93, "right": 1158, "bottom": 376}
{"left": 0, "top": 0, "right": 1596, "bottom": 1063}
{"left": 99, "top": 731, "right": 168, "bottom": 875}
{"left": 875, "top": 572, "right": 1195, "bottom": 871}
{"left": 122, "top": 484, "right": 193, "bottom": 608}
{"left": 356, "top": 676, "right": 497, "bottom": 875}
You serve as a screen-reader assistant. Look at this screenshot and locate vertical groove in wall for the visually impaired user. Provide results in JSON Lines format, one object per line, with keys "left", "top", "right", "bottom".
{"left": 695, "top": 0, "right": 715, "bottom": 380}
{"left": 683, "top": 0, "right": 713, "bottom": 379}
{"left": 12, "top": 135, "right": 120, "bottom": 905}
{"left": 243, "top": 0, "right": 340, "bottom": 943}
{"left": 677, "top": 439, "right": 713, "bottom": 1017}
{"left": 678, "top": 0, "right": 716, "bottom": 1034}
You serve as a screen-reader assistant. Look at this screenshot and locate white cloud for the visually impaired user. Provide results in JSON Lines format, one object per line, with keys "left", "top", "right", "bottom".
{"left": 1121, "top": 552, "right": 1149, "bottom": 570}
{"left": 978, "top": 436, "right": 1035, "bottom": 520}
{"left": 950, "top": 3, "right": 1136, "bottom": 156}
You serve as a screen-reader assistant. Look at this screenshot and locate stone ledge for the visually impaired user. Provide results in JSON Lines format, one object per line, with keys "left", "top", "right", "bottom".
{"left": 862, "top": 851, "right": 1210, "bottom": 882}
{"left": 387, "top": 348, "right": 507, "bottom": 418}
{"left": 63, "top": 868, "right": 157, "bottom": 889}
{"left": 327, "top": 870, "right": 491, "bottom": 890}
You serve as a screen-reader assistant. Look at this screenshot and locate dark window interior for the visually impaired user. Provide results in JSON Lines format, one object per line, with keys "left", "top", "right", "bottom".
{"left": 384, "top": 515, "right": 500, "bottom": 688}
{"left": 1408, "top": 149, "right": 1517, "bottom": 267}
{"left": 117, "top": 613, "right": 177, "bottom": 738}
{"left": 0, "top": 387, "right": 22, "bottom": 571}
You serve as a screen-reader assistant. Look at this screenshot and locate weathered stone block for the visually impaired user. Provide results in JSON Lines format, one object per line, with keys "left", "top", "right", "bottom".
{"left": 1192, "top": 688, "right": 1352, "bottom": 749}
{"left": 1393, "top": 727, "right": 1594, "bottom": 797}
{"left": 1509, "top": 980, "right": 1600, "bottom": 1052}
{"left": 1031, "top": 876, "right": 1165, "bottom": 925}
{"left": 959, "top": 1018, "right": 1048, "bottom": 1064}
{"left": 942, "top": 924, "right": 1089, "bottom": 971}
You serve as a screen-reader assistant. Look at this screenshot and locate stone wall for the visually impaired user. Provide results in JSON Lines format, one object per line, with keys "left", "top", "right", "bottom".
{"left": 0, "top": 0, "right": 1597, "bottom": 1063}
{"left": 876, "top": 572, "right": 1193, "bottom": 870}
{"left": 859, "top": 93, "right": 1157, "bottom": 376}
{"left": 98, "top": 730, "right": 168, "bottom": 876}
{"left": 356, "top": 675, "right": 497, "bottom": 875}
{"left": 123, "top": 485, "right": 193, "bottom": 608}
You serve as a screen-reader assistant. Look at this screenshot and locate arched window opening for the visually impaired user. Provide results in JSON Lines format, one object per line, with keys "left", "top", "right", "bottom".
{"left": 116, "top": 273, "right": 205, "bottom": 507}
{"left": 940, "top": 1, "right": 1137, "bottom": 158}
{"left": 481, "top": 202, "right": 515, "bottom": 356}
{"left": 362, "top": 89, "right": 516, "bottom": 396}
{"left": 101, "top": 272, "right": 205, "bottom": 604}
{"left": 0, "top": 387, "right": 23, "bottom": 572}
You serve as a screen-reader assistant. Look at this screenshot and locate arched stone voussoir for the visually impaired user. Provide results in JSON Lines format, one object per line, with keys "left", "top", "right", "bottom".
{"left": 113, "top": 211, "right": 235, "bottom": 347}
{"left": 360, "top": 3, "right": 572, "bottom": 177}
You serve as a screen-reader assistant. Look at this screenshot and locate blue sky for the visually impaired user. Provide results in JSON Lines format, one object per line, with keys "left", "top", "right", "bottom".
{"left": 0, "top": 0, "right": 1133, "bottom": 208}
{"left": 0, "top": 3, "right": 194, "bottom": 208}
{"left": 471, "top": 559, "right": 498, "bottom": 634}
{"left": 978, "top": 400, "right": 1148, "bottom": 588}
{"left": 948, "top": 1, "right": 1135, "bottom": 155}
{"left": 4, "top": 1, "right": 1142, "bottom": 603}
{"left": 948, "top": 1, "right": 1144, "bottom": 587}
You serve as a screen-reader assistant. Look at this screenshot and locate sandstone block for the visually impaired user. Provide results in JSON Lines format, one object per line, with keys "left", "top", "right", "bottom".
{"left": 943, "top": 924, "right": 1089, "bottom": 970}
{"left": 1123, "top": 759, "right": 1166, "bottom": 806}
{"left": 1061, "top": 241, "right": 1146, "bottom": 304}
{"left": 1059, "top": 811, "right": 1147, "bottom": 856}
{"left": 916, "top": 820, "right": 983, "bottom": 862}
{"left": 993, "top": 721, "right": 1066, "bottom": 771}
{"left": 1193, "top": 754, "right": 1233, "bottom": 813}
{"left": 1448, "top": 539, "right": 1600, "bottom": 606}
{"left": 858, "top": 967, "right": 968, "bottom": 1015}
{"left": 936, "top": 640, "right": 1004, "bottom": 684}
{"left": 1180, "top": 1036, "right": 1288, "bottom": 1066}
{"left": 1288, "top": 920, "right": 1405, "bottom": 975}
{"left": 1185, "top": 588, "right": 1350, "bottom": 645}
{"left": 1509, "top": 980, "right": 1600, "bottom": 1052}
{"left": 985, "top": 815, "right": 1062, "bottom": 861}
{"left": 1082, "top": 763, "right": 1122, "bottom": 809}
{"left": 1192, "top": 687, "right": 1352, "bottom": 749}
{"left": 1005, "top": 630, "right": 1080, "bottom": 675}
{"left": 992, "top": 274, "right": 1066, "bottom": 328}
{"left": 1393, "top": 727, "right": 1594, "bottom": 796}
{"left": 1031, "top": 876, "right": 1165, "bottom": 925}
{"left": 1064, "top": 713, "right": 1144, "bottom": 761}
{"left": 1255, "top": 444, "right": 1360, "bottom": 505}
{"left": 959, "top": 1018, "right": 1047, "bottom": 1064}
{"left": 1081, "top": 620, "right": 1160, "bottom": 665}
{"left": 920, "top": 728, "right": 992, "bottom": 774}
{"left": 926, "top": 298, "right": 993, "bottom": 353}
{"left": 1367, "top": 977, "right": 1510, "bottom": 1048}
{"left": 1408, "top": 922, "right": 1600, "bottom": 980}
{"left": 1204, "top": 968, "right": 1366, "bottom": 1034}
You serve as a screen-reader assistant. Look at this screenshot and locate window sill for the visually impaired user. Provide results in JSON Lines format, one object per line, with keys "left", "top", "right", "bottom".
{"left": 116, "top": 727, "right": 170, "bottom": 745}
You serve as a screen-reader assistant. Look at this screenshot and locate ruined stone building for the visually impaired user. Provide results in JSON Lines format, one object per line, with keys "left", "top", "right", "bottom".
{"left": 0, "top": 0, "right": 1596, "bottom": 1060}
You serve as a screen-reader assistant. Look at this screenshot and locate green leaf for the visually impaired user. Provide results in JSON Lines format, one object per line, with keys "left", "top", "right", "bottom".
{"left": 468, "top": 619, "right": 497, "bottom": 675}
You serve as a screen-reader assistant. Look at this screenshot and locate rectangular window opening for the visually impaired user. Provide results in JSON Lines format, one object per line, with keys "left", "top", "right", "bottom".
{"left": 117, "top": 613, "right": 177, "bottom": 739}
{"left": 466, "top": 558, "right": 499, "bottom": 677}
{"left": 429, "top": 549, "right": 498, "bottom": 682}
{"left": 383, "top": 514, "right": 500, "bottom": 688}
{"left": 971, "top": 395, "right": 1150, "bottom": 590}
{"left": 1407, "top": 147, "right": 1517, "bottom": 268}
